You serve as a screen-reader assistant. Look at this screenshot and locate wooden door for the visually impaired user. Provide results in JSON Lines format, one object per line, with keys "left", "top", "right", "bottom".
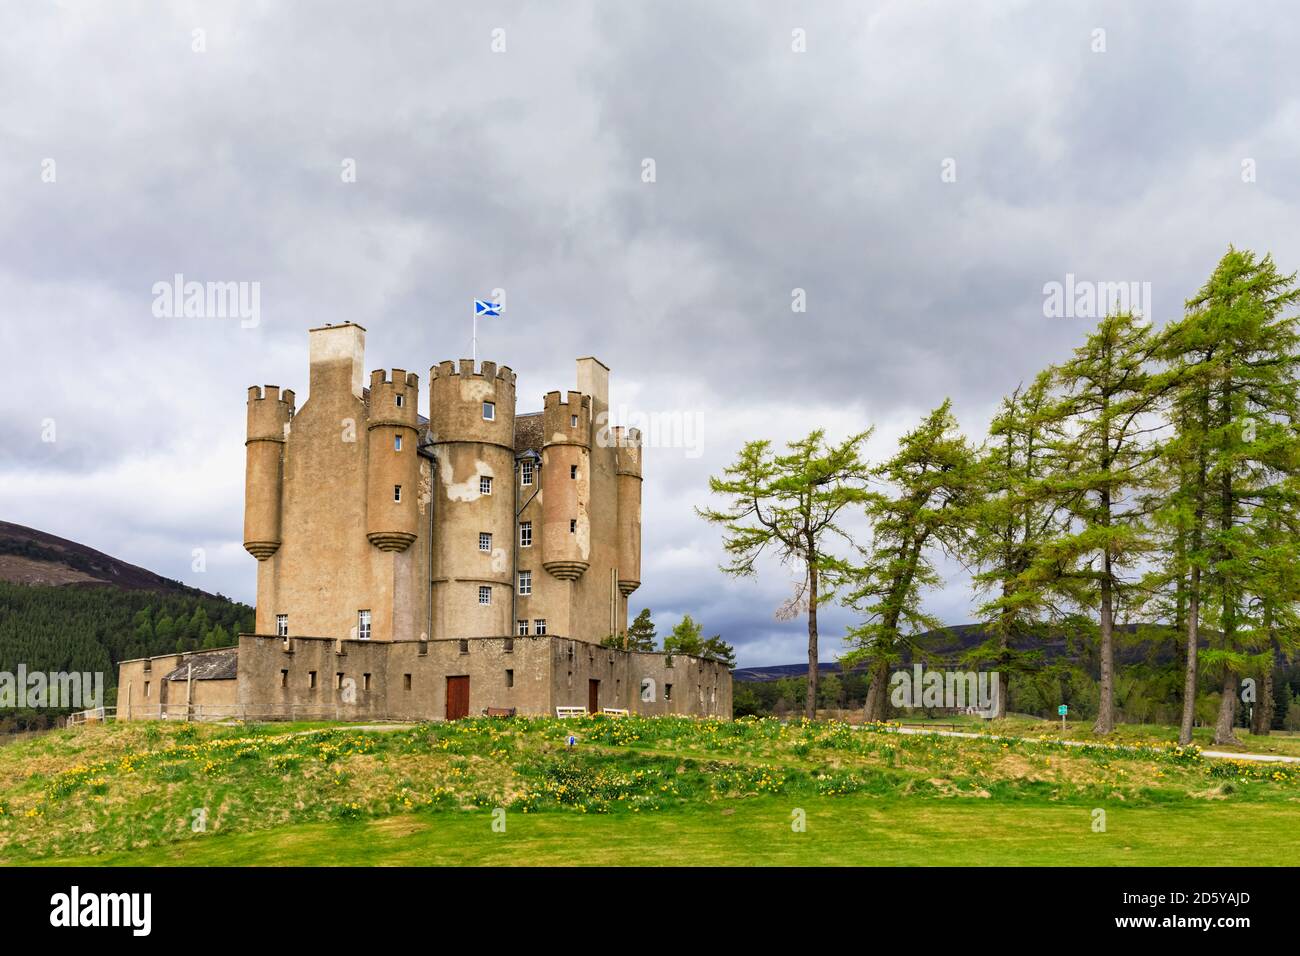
{"left": 588, "top": 679, "right": 600, "bottom": 714}
{"left": 446, "top": 676, "right": 470, "bottom": 721}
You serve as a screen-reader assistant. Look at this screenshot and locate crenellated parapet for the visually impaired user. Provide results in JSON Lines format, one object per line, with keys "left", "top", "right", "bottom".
{"left": 367, "top": 369, "right": 420, "bottom": 427}
{"left": 244, "top": 385, "right": 296, "bottom": 560}
{"left": 542, "top": 390, "right": 592, "bottom": 447}
{"left": 428, "top": 359, "right": 516, "bottom": 447}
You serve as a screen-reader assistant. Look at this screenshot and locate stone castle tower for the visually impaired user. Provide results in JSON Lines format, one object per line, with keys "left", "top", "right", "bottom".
{"left": 116, "top": 322, "right": 730, "bottom": 722}
{"left": 243, "top": 322, "right": 643, "bottom": 646}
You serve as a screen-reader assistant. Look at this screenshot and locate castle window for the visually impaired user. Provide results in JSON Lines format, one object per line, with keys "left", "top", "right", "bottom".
{"left": 479, "top": 586, "right": 492, "bottom": 606}
{"left": 505, "top": 636, "right": 516, "bottom": 650}
{"left": 480, "top": 476, "right": 493, "bottom": 495}
{"left": 483, "top": 401, "right": 495, "bottom": 421}
{"left": 363, "top": 673, "right": 371, "bottom": 691}
{"left": 519, "top": 521, "right": 532, "bottom": 548}
{"left": 517, "top": 570, "right": 532, "bottom": 596}
{"left": 395, "top": 394, "right": 404, "bottom": 408}
{"left": 308, "top": 671, "right": 318, "bottom": 689}
{"left": 276, "top": 614, "right": 288, "bottom": 637}
{"left": 479, "top": 532, "right": 492, "bottom": 552}
{"left": 459, "top": 639, "right": 469, "bottom": 654}
{"left": 394, "top": 484, "right": 402, "bottom": 502}
{"left": 336, "top": 672, "right": 345, "bottom": 690}
{"left": 357, "top": 609, "right": 371, "bottom": 641}
{"left": 521, "top": 459, "right": 534, "bottom": 485}
{"left": 570, "top": 519, "right": 577, "bottom": 534}
{"left": 394, "top": 434, "right": 402, "bottom": 451}
{"left": 280, "top": 669, "right": 288, "bottom": 687}
{"left": 404, "top": 674, "right": 412, "bottom": 691}
{"left": 516, "top": 619, "right": 528, "bottom": 635}
{"left": 535, "top": 619, "right": 547, "bottom": 635}
{"left": 664, "top": 683, "right": 673, "bottom": 702}
{"left": 144, "top": 681, "right": 150, "bottom": 698}
{"left": 506, "top": 669, "right": 514, "bottom": 688}
{"left": 570, "top": 464, "right": 578, "bottom": 479}
{"left": 570, "top": 414, "right": 578, "bottom": 428}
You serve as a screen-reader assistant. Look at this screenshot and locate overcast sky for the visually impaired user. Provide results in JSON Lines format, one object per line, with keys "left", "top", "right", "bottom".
{"left": 3, "top": 1, "right": 1300, "bottom": 666}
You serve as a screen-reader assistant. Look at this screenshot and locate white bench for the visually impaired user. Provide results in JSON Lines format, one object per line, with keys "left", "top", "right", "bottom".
{"left": 555, "top": 706, "right": 588, "bottom": 718}
{"left": 601, "top": 708, "right": 629, "bottom": 717}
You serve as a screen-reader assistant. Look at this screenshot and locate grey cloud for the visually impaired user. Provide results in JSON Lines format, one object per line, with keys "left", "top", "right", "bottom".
{"left": 3, "top": 1, "right": 1300, "bottom": 666}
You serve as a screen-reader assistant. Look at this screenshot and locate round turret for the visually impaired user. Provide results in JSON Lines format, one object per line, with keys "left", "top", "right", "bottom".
{"left": 366, "top": 369, "right": 421, "bottom": 552}
{"left": 243, "top": 385, "right": 295, "bottom": 560}
{"left": 614, "top": 427, "right": 642, "bottom": 596}
{"left": 541, "top": 390, "right": 591, "bottom": 581}
{"left": 428, "top": 360, "right": 517, "bottom": 634}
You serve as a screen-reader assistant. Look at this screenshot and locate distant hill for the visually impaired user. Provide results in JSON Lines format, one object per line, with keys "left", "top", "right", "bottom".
{"left": 732, "top": 621, "right": 1175, "bottom": 682}
{"left": 0, "top": 522, "right": 253, "bottom": 730}
{"left": 0, "top": 521, "right": 203, "bottom": 593}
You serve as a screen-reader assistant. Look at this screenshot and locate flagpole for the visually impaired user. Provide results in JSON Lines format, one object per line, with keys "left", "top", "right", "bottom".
{"left": 473, "top": 310, "right": 477, "bottom": 363}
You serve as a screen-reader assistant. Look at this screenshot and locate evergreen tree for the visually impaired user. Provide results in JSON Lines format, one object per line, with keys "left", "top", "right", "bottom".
{"left": 843, "top": 401, "right": 977, "bottom": 721}
{"left": 1029, "top": 312, "right": 1163, "bottom": 735}
{"left": 202, "top": 623, "right": 231, "bottom": 650}
{"left": 698, "top": 429, "right": 873, "bottom": 717}
{"left": 962, "top": 371, "right": 1063, "bottom": 716}
{"left": 626, "top": 608, "right": 658, "bottom": 652}
{"left": 1159, "top": 248, "right": 1300, "bottom": 744}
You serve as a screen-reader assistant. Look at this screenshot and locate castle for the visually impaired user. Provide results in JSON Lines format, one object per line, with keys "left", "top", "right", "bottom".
{"left": 118, "top": 323, "right": 733, "bottom": 721}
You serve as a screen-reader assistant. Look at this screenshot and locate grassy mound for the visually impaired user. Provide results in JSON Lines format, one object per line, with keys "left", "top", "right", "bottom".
{"left": 2, "top": 716, "right": 1297, "bottom": 865}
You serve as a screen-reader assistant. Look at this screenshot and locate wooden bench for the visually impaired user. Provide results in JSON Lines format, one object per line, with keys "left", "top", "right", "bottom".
{"left": 483, "top": 707, "right": 516, "bottom": 717}
{"left": 555, "top": 706, "right": 588, "bottom": 718}
{"left": 601, "top": 708, "right": 629, "bottom": 717}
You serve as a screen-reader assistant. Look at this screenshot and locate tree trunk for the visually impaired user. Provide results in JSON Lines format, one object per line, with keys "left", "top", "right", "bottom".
{"left": 1093, "top": 572, "right": 1115, "bottom": 735}
{"left": 1178, "top": 567, "right": 1200, "bottom": 745}
{"left": 1253, "top": 620, "right": 1278, "bottom": 736}
{"left": 863, "top": 660, "right": 889, "bottom": 722}
{"left": 995, "top": 632, "right": 1009, "bottom": 719}
{"left": 1213, "top": 671, "right": 1241, "bottom": 746}
{"left": 805, "top": 561, "right": 819, "bottom": 721}
{"left": 1253, "top": 661, "right": 1274, "bottom": 736}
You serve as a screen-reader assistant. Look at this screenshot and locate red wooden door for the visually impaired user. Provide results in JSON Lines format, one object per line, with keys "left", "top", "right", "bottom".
{"left": 446, "top": 676, "right": 470, "bottom": 720}
{"left": 588, "top": 679, "right": 600, "bottom": 714}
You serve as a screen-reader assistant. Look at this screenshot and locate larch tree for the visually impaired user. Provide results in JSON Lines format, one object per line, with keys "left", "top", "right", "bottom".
{"left": 1029, "top": 312, "right": 1164, "bottom": 736}
{"left": 697, "top": 429, "right": 873, "bottom": 719}
{"left": 1168, "top": 248, "right": 1300, "bottom": 744}
{"left": 962, "top": 371, "right": 1066, "bottom": 718}
{"left": 843, "top": 401, "right": 977, "bottom": 722}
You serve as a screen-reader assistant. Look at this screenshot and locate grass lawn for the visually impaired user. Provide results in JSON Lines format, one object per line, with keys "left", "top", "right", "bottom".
{"left": 42, "top": 797, "right": 1300, "bottom": 867}
{"left": 3, "top": 715, "right": 1298, "bottom": 866}
{"left": 888, "top": 714, "right": 1300, "bottom": 757}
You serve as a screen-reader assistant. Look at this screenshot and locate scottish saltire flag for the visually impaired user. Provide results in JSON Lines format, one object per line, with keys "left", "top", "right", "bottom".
{"left": 474, "top": 299, "right": 501, "bottom": 317}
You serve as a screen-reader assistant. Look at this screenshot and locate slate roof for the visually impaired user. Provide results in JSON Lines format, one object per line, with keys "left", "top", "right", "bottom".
{"left": 163, "top": 650, "right": 238, "bottom": 681}
{"left": 514, "top": 412, "right": 543, "bottom": 454}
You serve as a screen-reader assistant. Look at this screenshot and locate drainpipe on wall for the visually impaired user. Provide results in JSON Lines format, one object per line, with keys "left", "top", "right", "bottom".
{"left": 434, "top": 452, "right": 444, "bottom": 647}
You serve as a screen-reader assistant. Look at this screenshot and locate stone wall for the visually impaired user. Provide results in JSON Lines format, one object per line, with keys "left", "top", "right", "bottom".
{"left": 120, "top": 634, "right": 732, "bottom": 721}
